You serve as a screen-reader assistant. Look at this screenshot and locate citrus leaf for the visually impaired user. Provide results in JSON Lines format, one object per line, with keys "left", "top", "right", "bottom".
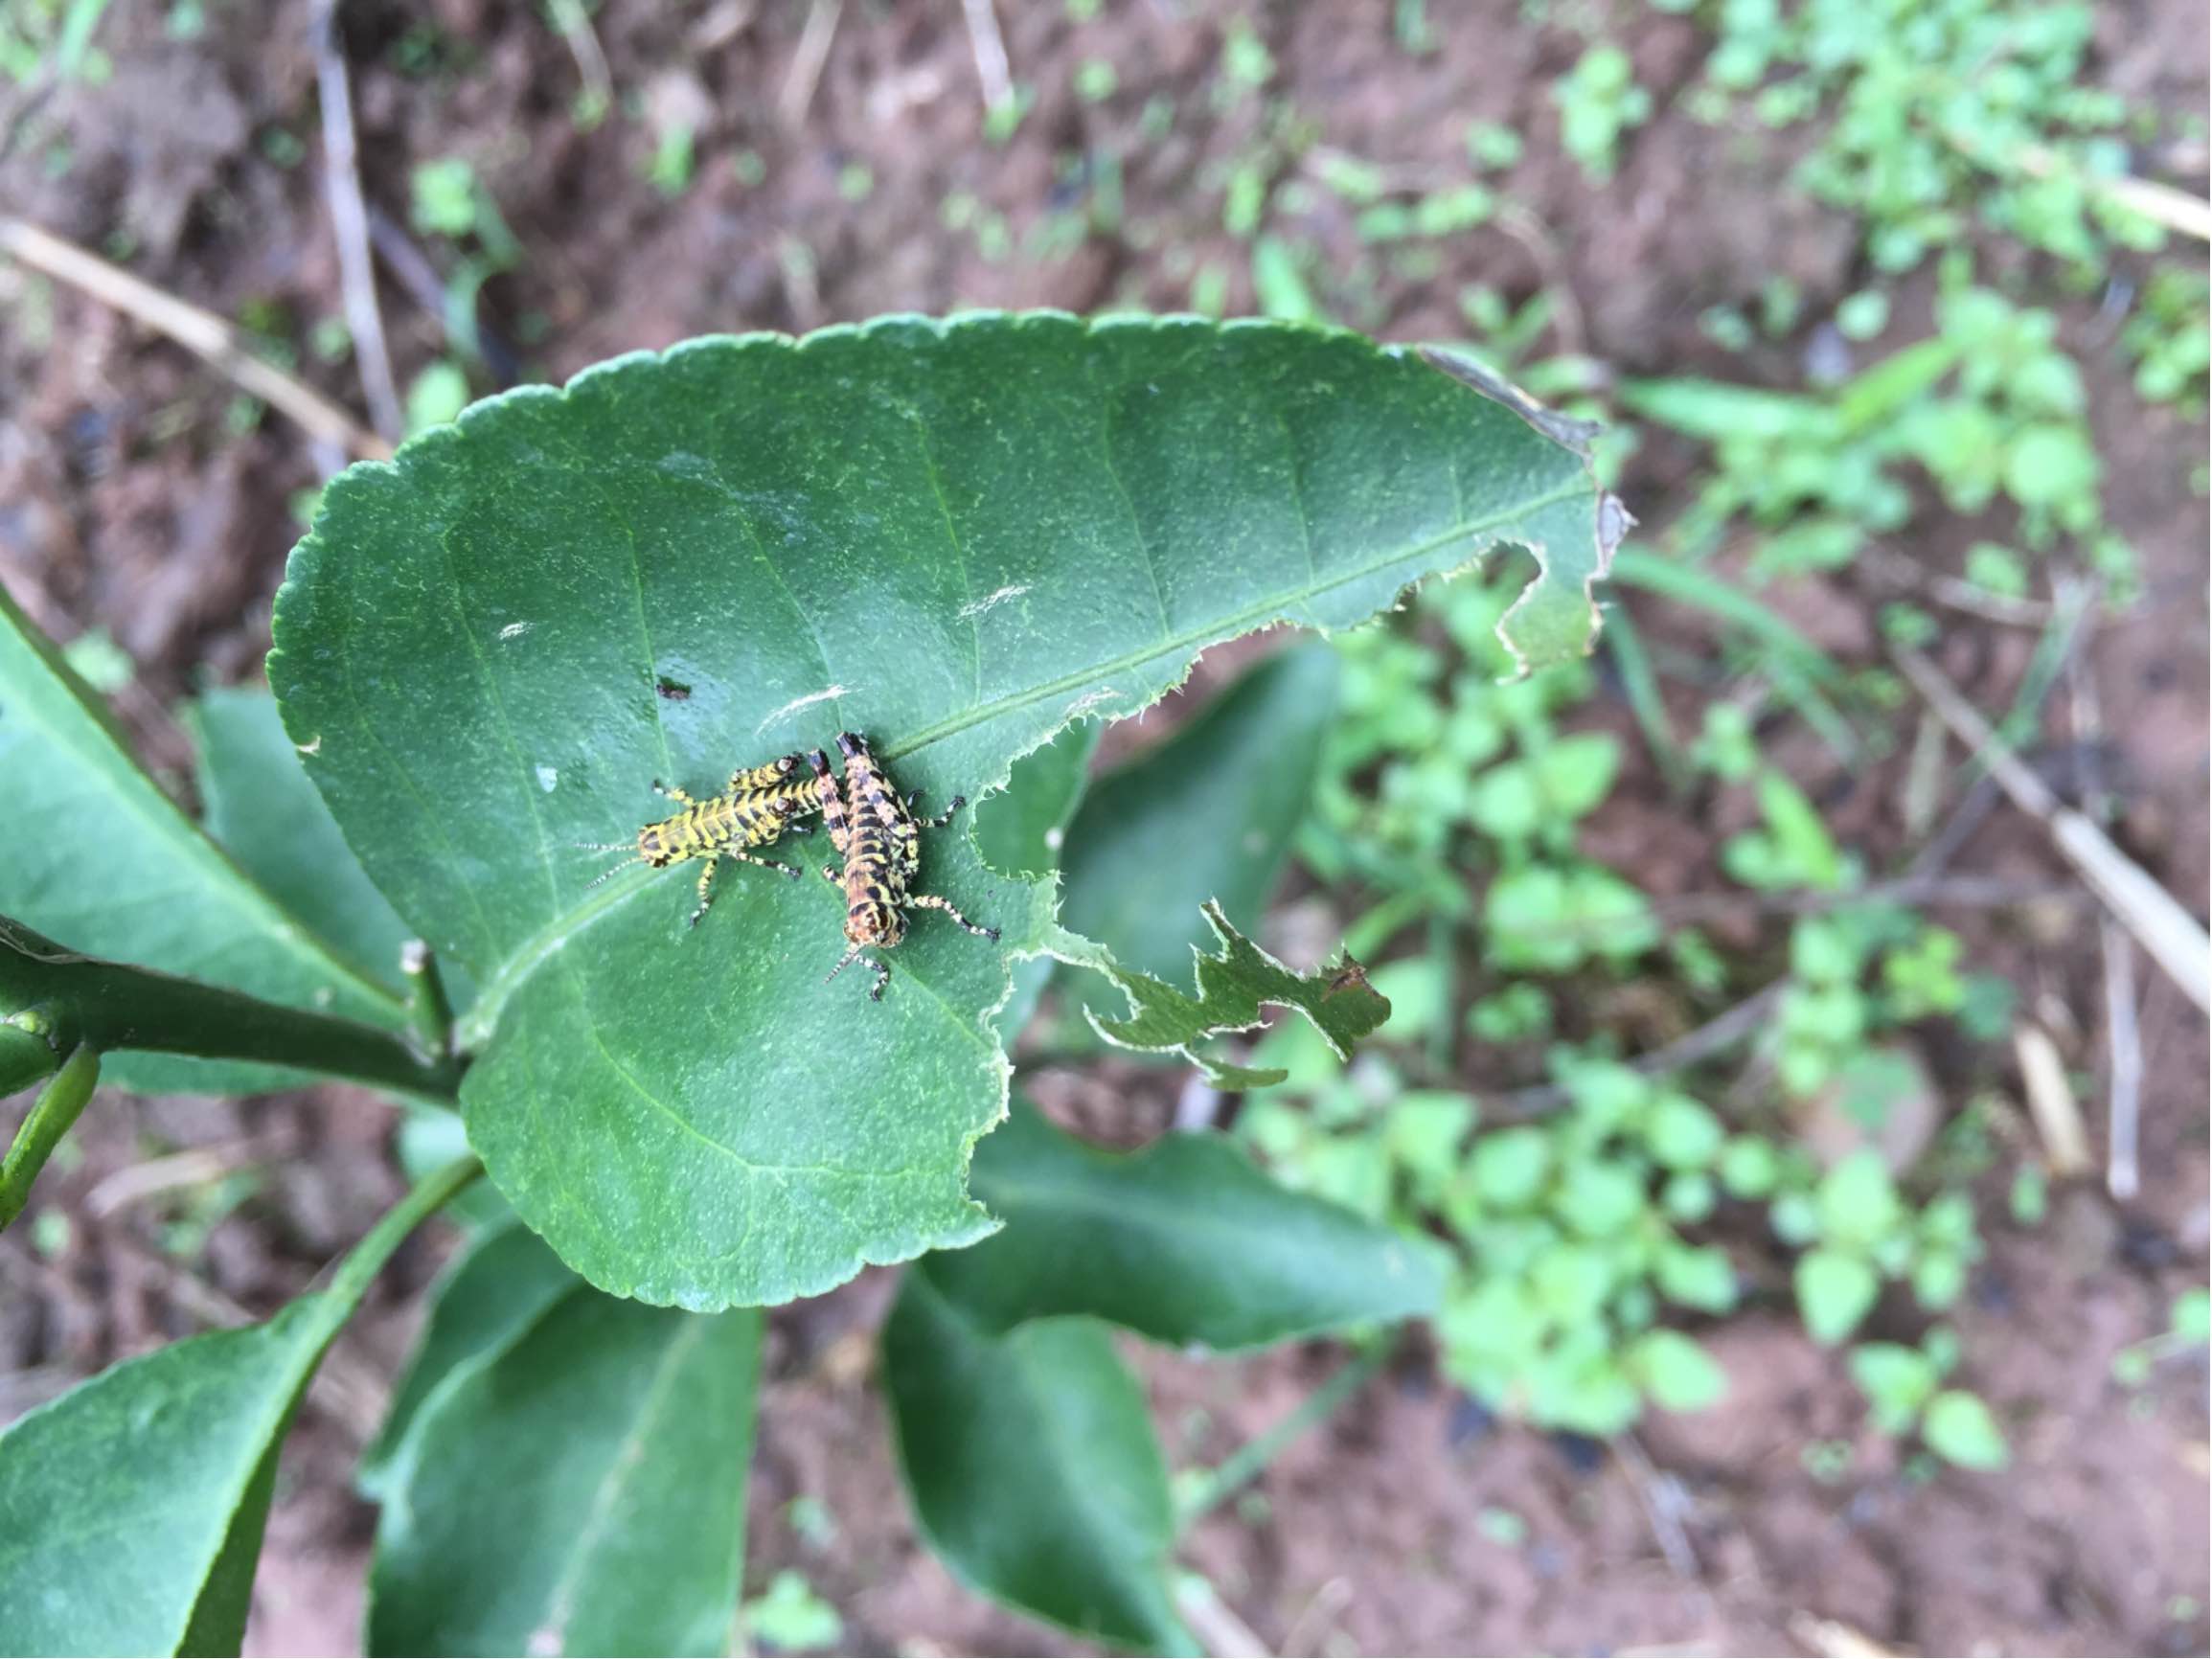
{"left": 0, "top": 1158, "right": 474, "bottom": 1657}
{"left": 269, "top": 314, "right": 1608, "bottom": 1308}
{"left": 0, "top": 585, "right": 410, "bottom": 1095}
{"left": 929, "top": 1097, "right": 1442, "bottom": 1347}
{"left": 190, "top": 686, "right": 420, "bottom": 1004}
{"left": 883, "top": 1267, "right": 1195, "bottom": 1653}
{"left": 1061, "top": 642, "right": 1338, "bottom": 989}
{"left": 356, "top": 1218, "right": 579, "bottom": 1496}
{"left": 366, "top": 1291, "right": 761, "bottom": 1656}
{"left": 1072, "top": 899, "right": 1392, "bottom": 1087}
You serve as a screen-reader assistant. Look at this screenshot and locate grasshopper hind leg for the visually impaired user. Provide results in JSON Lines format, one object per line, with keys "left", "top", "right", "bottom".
{"left": 908, "top": 891, "right": 997, "bottom": 941}
{"left": 687, "top": 853, "right": 722, "bottom": 929}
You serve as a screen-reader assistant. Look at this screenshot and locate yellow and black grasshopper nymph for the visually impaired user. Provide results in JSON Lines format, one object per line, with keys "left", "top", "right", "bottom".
{"left": 809, "top": 731, "right": 997, "bottom": 1000}
{"left": 579, "top": 755, "right": 823, "bottom": 928}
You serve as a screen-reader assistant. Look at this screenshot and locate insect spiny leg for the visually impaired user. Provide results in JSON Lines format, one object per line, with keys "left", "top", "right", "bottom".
{"left": 724, "top": 848, "right": 802, "bottom": 880}
{"left": 687, "top": 853, "right": 722, "bottom": 928}
{"left": 914, "top": 794, "right": 966, "bottom": 830}
{"left": 909, "top": 891, "right": 998, "bottom": 940}
{"left": 651, "top": 780, "right": 698, "bottom": 807}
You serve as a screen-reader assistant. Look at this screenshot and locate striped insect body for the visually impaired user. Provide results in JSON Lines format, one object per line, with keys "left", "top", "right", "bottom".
{"left": 579, "top": 754, "right": 823, "bottom": 928}
{"left": 809, "top": 731, "right": 998, "bottom": 1000}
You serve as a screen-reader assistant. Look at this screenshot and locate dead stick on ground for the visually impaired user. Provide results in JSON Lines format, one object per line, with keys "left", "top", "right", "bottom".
{"left": 1613, "top": 1431, "right": 1699, "bottom": 1580}
{"left": 2015, "top": 143, "right": 2212, "bottom": 240}
{"left": 2066, "top": 641, "right": 2144, "bottom": 1199}
{"left": 1893, "top": 644, "right": 2209, "bottom": 1013}
{"left": 309, "top": 0, "right": 403, "bottom": 445}
{"left": 546, "top": 0, "right": 613, "bottom": 121}
{"left": 778, "top": 0, "right": 842, "bottom": 127}
{"left": 2101, "top": 920, "right": 2143, "bottom": 1198}
{"left": 0, "top": 216, "right": 392, "bottom": 461}
{"left": 959, "top": 0, "right": 1015, "bottom": 118}
{"left": 1494, "top": 983, "right": 1789, "bottom": 1120}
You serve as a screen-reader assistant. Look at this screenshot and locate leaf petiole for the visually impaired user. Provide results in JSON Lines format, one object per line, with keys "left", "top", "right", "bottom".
{"left": 1, "top": 915, "right": 464, "bottom": 1103}
{"left": 0, "top": 1042, "right": 99, "bottom": 1233}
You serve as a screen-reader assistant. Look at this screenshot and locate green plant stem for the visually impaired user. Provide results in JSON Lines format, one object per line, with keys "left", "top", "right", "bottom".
{"left": 0, "top": 1007, "right": 67, "bottom": 1097}
{"left": 325, "top": 1150, "right": 482, "bottom": 1307}
{"left": 401, "top": 940, "right": 455, "bottom": 1062}
{"left": 1175, "top": 1337, "right": 1393, "bottom": 1530}
{"left": 0, "top": 916, "right": 462, "bottom": 1102}
{"left": 0, "top": 1042, "right": 98, "bottom": 1232}
{"left": 1602, "top": 593, "right": 1688, "bottom": 795}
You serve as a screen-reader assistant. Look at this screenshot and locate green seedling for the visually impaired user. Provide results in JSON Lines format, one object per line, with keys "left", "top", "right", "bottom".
{"left": 1552, "top": 45, "right": 1651, "bottom": 183}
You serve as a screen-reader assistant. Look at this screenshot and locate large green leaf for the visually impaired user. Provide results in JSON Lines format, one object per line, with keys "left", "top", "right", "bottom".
{"left": 190, "top": 686, "right": 417, "bottom": 1003}
{"left": 366, "top": 1290, "right": 761, "bottom": 1657}
{"left": 0, "top": 587, "right": 411, "bottom": 1094}
{"left": 884, "top": 1267, "right": 1194, "bottom": 1653}
{"left": 930, "top": 1098, "right": 1441, "bottom": 1347}
{"left": 1061, "top": 642, "right": 1338, "bottom": 988}
{"left": 270, "top": 314, "right": 1610, "bottom": 1308}
{"left": 0, "top": 1158, "right": 475, "bottom": 1657}
{"left": 356, "top": 1218, "right": 579, "bottom": 1495}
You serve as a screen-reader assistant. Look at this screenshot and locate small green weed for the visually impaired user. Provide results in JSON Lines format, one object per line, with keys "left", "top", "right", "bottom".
{"left": 2119, "top": 266, "right": 2212, "bottom": 417}
{"left": 1679, "top": 0, "right": 2164, "bottom": 273}
{"left": 741, "top": 1572, "right": 843, "bottom": 1653}
{"left": 1850, "top": 1329, "right": 2010, "bottom": 1468}
{"left": 1552, "top": 45, "right": 1651, "bottom": 184}
{"left": 1626, "top": 277, "right": 2125, "bottom": 586}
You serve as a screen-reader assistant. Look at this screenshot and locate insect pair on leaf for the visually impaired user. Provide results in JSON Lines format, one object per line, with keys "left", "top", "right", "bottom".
{"left": 582, "top": 733, "right": 997, "bottom": 1000}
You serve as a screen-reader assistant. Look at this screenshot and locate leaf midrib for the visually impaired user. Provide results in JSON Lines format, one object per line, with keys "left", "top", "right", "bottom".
{"left": 457, "top": 478, "right": 1584, "bottom": 1045}
{"left": 531, "top": 1312, "right": 709, "bottom": 1653}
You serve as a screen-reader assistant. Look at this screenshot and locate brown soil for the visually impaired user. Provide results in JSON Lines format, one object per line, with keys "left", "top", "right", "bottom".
{"left": 1, "top": 3, "right": 2206, "bottom": 1656}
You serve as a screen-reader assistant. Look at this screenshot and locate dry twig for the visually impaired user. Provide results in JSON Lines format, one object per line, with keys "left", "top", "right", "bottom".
{"left": 0, "top": 216, "right": 391, "bottom": 461}
{"left": 547, "top": 0, "right": 614, "bottom": 122}
{"left": 1494, "top": 984, "right": 1788, "bottom": 1119}
{"left": 1613, "top": 1432, "right": 1699, "bottom": 1580}
{"left": 1893, "top": 644, "right": 2209, "bottom": 1013}
{"left": 1174, "top": 1579, "right": 1271, "bottom": 1659}
{"left": 778, "top": 0, "right": 842, "bottom": 127}
{"left": 959, "top": 0, "right": 1015, "bottom": 118}
{"left": 2065, "top": 636, "right": 2145, "bottom": 1200}
{"left": 309, "top": 0, "right": 403, "bottom": 445}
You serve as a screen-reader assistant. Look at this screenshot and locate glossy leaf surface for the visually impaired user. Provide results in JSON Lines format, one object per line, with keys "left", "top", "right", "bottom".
{"left": 936, "top": 1099, "right": 1442, "bottom": 1348}
{"left": 0, "top": 587, "right": 409, "bottom": 1094}
{"left": 367, "top": 1289, "right": 762, "bottom": 1656}
{"left": 271, "top": 314, "right": 1608, "bottom": 1307}
{"left": 0, "top": 1159, "right": 473, "bottom": 1657}
{"left": 355, "top": 1218, "right": 578, "bottom": 1494}
{"left": 884, "top": 1268, "right": 1193, "bottom": 1653}
{"left": 191, "top": 686, "right": 417, "bottom": 1003}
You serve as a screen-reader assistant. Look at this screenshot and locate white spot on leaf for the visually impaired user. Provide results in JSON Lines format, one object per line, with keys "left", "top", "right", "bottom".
{"left": 296, "top": 735, "right": 322, "bottom": 756}
{"left": 957, "top": 583, "right": 1031, "bottom": 619}
{"left": 536, "top": 765, "right": 559, "bottom": 792}
{"left": 753, "top": 684, "right": 852, "bottom": 737}
{"left": 498, "top": 622, "right": 533, "bottom": 641}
